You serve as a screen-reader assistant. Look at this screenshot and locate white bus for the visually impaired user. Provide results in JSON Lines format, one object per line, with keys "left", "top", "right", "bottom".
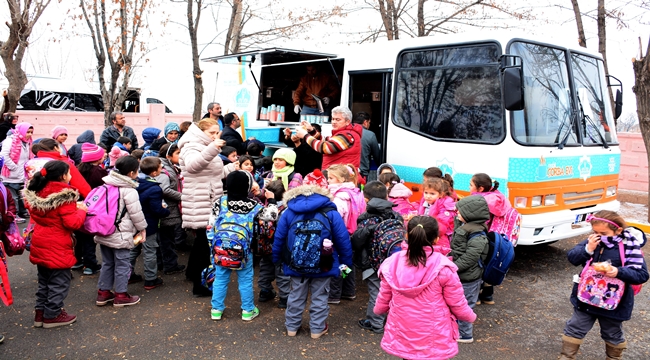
{"left": 204, "top": 33, "right": 623, "bottom": 245}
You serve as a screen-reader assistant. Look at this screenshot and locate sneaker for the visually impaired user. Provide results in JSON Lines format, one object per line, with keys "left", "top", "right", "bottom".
{"left": 341, "top": 294, "right": 357, "bottom": 301}
{"left": 144, "top": 277, "right": 164, "bottom": 290}
{"left": 163, "top": 264, "right": 186, "bottom": 275}
{"left": 287, "top": 328, "right": 299, "bottom": 337}
{"left": 83, "top": 266, "right": 101, "bottom": 275}
{"left": 71, "top": 262, "right": 84, "bottom": 270}
{"left": 327, "top": 298, "right": 340, "bottom": 305}
{"left": 479, "top": 296, "right": 495, "bottom": 305}
{"left": 18, "top": 212, "right": 30, "bottom": 219}
{"left": 43, "top": 309, "right": 76, "bottom": 328}
{"left": 358, "top": 319, "right": 384, "bottom": 334}
{"left": 0, "top": 334, "right": 4, "bottom": 343}
{"left": 311, "top": 324, "right": 328, "bottom": 339}
{"left": 128, "top": 273, "right": 143, "bottom": 284}
{"left": 258, "top": 289, "right": 276, "bottom": 302}
{"left": 278, "top": 297, "right": 288, "bottom": 309}
{"left": 14, "top": 217, "right": 26, "bottom": 224}
{"left": 34, "top": 309, "right": 44, "bottom": 328}
{"left": 96, "top": 290, "right": 115, "bottom": 306}
{"left": 241, "top": 307, "right": 260, "bottom": 321}
{"left": 113, "top": 292, "right": 141, "bottom": 307}
{"left": 211, "top": 309, "right": 223, "bottom": 320}
{"left": 457, "top": 336, "right": 474, "bottom": 343}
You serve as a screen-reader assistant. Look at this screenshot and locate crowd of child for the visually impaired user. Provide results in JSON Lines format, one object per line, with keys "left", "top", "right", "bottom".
{"left": 0, "top": 112, "right": 647, "bottom": 359}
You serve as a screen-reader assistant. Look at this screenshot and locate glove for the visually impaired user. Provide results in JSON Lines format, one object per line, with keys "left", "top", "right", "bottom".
{"left": 294, "top": 105, "right": 301, "bottom": 114}
{"left": 323, "top": 97, "right": 330, "bottom": 106}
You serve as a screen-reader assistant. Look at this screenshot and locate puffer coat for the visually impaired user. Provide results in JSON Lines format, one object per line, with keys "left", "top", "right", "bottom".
{"left": 178, "top": 123, "right": 229, "bottom": 229}
{"left": 93, "top": 171, "right": 147, "bottom": 249}
{"left": 24, "top": 182, "right": 87, "bottom": 269}
{"left": 155, "top": 158, "right": 182, "bottom": 227}
{"left": 374, "top": 248, "right": 476, "bottom": 359}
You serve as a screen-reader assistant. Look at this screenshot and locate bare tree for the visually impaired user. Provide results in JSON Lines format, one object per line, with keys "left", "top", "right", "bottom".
{"left": 187, "top": 0, "right": 207, "bottom": 122}
{"left": 0, "top": 0, "right": 52, "bottom": 112}
{"left": 633, "top": 36, "right": 650, "bottom": 222}
{"left": 79, "top": 0, "right": 153, "bottom": 126}
{"left": 569, "top": 0, "right": 586, "bottom": 47}
{"left": 616, "top": 113, "right": 638, "bottom": 133}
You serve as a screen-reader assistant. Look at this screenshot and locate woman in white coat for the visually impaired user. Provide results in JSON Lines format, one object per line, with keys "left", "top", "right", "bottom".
{"left": 178, "top": 118, "right": 234, "bottom": 296}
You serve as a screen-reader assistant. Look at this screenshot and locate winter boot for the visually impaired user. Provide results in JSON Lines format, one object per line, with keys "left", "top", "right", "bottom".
{"left": 605, "top": 341, "right": 627, "bottom": 360}
{"left": 559, "top": 335, "right": 583, "bottom": 360}
{"left": 96, "top": 290, "right": 115, "bottom": 306}
{"left": 113, "top": 292, "right": 141, "bottom": 307}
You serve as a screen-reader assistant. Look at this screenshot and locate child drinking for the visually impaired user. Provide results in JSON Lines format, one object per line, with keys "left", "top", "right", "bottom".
{"left": 559, "top": 210, "right": 648, "bottom": 360}
{"left": 419, "top": 178, "right": 456, "bottom": 253}
{"left": 24, "top": 160, "right": 88, "bottom": 328}
{"left": 374, "top": 216, "right": 476, "bottom": 359}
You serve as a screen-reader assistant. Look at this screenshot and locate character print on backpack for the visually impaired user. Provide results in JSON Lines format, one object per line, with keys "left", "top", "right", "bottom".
{"left": 284, "top": 208, "right": 335, "bottom": 274}
{"left": 211, "top": 197, "right": 254, "bottom": 270}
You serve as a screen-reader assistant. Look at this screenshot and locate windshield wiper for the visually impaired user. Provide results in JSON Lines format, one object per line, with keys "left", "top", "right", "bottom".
{"left": 558, "top": 108, "right": 577, "bottom": 150}
{"left": 577, "top": 96, "right": 609, "bottom": 149}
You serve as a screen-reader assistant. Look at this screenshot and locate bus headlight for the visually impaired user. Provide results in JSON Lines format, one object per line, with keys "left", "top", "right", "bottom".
{"left": 514, "top": 197, "right": 527, "bottom": 208}
{"left": 606, "top": 186, "right": 617, "bottom": 197}
{"left": 544, "top": 194, "right": 556, "bottom": 206}
{"left": 531, "top": 196, "right": 542, "bottom": 207}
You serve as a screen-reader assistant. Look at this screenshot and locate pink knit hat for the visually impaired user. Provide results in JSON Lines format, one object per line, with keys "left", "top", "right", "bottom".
{"left": 109, "top": 146, "right": 129, "bottom": 166}
{"left": 303, "top": 169, "right": 328, "bottom": 188}
{"left": 51, "top": 125, "right": 68, "bottom": 139}
{"left": 81, "top": 143, "right": 104, "bottom": 163}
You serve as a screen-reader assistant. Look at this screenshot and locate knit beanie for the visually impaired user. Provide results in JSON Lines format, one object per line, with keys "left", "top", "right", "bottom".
{"left": 303, "top": 169, "right": 328, "bottom": 188}
{"left": 81, "top": 143, "right": 105, "bottom": 163}
{"left": 109, "top": 146, "right": 129, "bottom": 166}
{"left": 51, "top": 125, "right": 68, "bottom": 140}
{"left": 226, "top": 170, "right": 254, "bottom": 202}
{"left": 272, "top": 148, "right": 296, "bottom": 166}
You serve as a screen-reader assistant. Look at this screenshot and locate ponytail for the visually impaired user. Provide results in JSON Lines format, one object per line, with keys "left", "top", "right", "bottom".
{"left": 471, "top": 173, "right": 498, "bottom": 193}
{"left": 27, "top": 160, "right": 70, "bottom": 193}
{"left": 405, "top": 216, "right": 439, "bottom": 267}
{"left": 379, "top": 172, "right": 400, "bottom": 195}
{"left": 443, "top": 173, "right": 454, "bottom": 191}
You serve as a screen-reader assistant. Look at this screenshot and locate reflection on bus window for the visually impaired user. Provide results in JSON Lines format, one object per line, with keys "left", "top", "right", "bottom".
{"left": 509, "top": 42, "right": 577, "bottom": 146}
{"left": 394, "top": 44, "right": 504, "bottom": 143}
{"left": 570, "top": 53, "right": 617, "bottom": 144}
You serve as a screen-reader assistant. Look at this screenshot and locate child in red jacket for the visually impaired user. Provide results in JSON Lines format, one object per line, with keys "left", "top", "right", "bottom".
{"left": 24, "top": 160, "right": 88, "bottom": 329}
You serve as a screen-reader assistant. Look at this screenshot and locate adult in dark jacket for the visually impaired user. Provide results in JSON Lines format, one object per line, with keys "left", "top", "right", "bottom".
{"left": 0, "top": 112, "right": 18, "bottom": 146}
{"left": 221, "top": 112, "right": 254, "bottom": 155}
{"left": 272, "top": 184, "right": 353, "bottom": 338}
{"left": 352, "top": 112, "right": 380, "bottom": 178}
{"left": 68, "top": 130, "right": 96, "bottom": 165}
{"left": 99, "top": 112, "right": 139, "bottom": 150}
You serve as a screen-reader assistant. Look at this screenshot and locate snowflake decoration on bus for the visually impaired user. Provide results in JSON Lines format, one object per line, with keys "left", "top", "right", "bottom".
{"left": 436, "top": 159, "right": 455, "bottom": 178}
{"left": 578, "top": 155, "right": 592, "bottom": 181}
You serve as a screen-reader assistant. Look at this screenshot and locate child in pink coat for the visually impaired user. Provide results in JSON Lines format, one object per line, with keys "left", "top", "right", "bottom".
{"left": 419, "top": 178, "right": 456, "bottom": 254}
{"left": 374, "top": 216, "right": 476, "bottom": 359}
{"left": 379, "top": 172, "right": 418, "bottom": 217}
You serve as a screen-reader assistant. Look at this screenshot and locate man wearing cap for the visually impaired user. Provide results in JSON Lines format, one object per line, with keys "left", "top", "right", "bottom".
{"left": 99, "top": 112, "right": 139, "bottom": 150}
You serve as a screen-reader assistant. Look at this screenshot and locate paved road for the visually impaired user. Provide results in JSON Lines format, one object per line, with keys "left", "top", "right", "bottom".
{"left": 1, "top": 235, "right": 650, "bottom": 359}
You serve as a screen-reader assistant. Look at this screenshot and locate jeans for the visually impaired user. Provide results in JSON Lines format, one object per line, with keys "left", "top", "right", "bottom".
{"left": 74, "top": 231, "right": 99, "bottom": 268}
{"left": 459, "top": 278, "right": 481, "bottom": 338}
{"left": 129, "top": 234, "right": 159, "bottom": 281}
{"left": 564, "top": 308, "right": 625, "bottom": 344}
{"left": 98, "top": 245, "right": 131, "bottom": 293}
{"left": 257, "top": 255, "right": 290, "bottom": 298}
{"left": 35, "top": 265, "right": 72, "bottom": 319}
{"left": 157, "top": 225, "right": 180, "bottom": 271}
{"left": 211, "top": 254, "right": 255, "bottom": 312}
{"left": 4, "top": 182, "right": 27, "bottom": 216}
{"left": 285, "top": 276, "right": 331, "bottom": 333}
{"left": 364, "top": 271, "right": 385, "bottom": 329}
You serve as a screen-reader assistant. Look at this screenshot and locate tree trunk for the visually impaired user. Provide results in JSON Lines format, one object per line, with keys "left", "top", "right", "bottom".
{"left": 632, "top": 37, "right": 650, "bottom": 223}
{"left": 417, "top": 0, "right": 426, "bottom": 37}
{"left": 597, "top": 0, "right": 616, "bottom": 124}
{"left": 224, "top": 0, "right": 242, "bottom": 55}
{"left": 188, "top": 0, "right": 204, "bottom": 123}
{"left": 378, "top": 0, "right": 398, "bottom": 40}
{"left": 570, "top": 0, "right": 586, "bottom": 47}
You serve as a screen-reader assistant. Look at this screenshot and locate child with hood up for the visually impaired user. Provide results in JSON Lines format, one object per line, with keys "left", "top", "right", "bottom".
{"left": 51, "top": 126, "right": 69, "bottom": 157}
{"left": 140, "top": 127, "right": 161, "bottom": 151}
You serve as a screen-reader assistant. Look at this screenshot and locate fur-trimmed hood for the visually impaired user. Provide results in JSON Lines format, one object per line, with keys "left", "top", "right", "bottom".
{"left": 283, "top": 184, "right": 336, "bottom": 215}
{"left": 24, "top": 182, "right": 79, "bottom": 213}
{"left": 102, "top": 170, "right": 139, "bottom": 189}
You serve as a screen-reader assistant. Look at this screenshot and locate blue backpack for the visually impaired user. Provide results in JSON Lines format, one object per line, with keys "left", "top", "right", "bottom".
{"left": 469, "top": 231, "right": 515, "bottom": 286}
{"left": 284, "top": 207, "right": 336, "bottom": 274}
{"left": 210, "top": 197, "right": 261, "bottom": 270}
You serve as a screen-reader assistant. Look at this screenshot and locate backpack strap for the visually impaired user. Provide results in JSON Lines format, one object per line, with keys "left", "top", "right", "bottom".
{"left": 468, "top": 231, "right": 486, "bottom": 241}
{"left": 114, "top": 186, "right": 128, "bottom": 230}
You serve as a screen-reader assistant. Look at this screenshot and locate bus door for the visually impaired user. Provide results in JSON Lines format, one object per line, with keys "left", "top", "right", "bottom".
{"left": 348, "top": 69, "right": 393, "bottom": 178}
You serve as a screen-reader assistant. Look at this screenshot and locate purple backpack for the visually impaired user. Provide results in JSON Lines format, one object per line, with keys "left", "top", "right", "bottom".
{"left": 82, "top": 185, "right": 127, "bottom": 236}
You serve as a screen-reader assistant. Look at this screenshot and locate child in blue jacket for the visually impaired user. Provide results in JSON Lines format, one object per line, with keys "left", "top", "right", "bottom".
{"left": 272, "top": 184, "right": 353, "bottom": 339}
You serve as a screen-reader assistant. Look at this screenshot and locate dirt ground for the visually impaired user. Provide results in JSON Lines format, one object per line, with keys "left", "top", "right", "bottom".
{"left": 0, "top": 202, "right": 649, "bottom": 359}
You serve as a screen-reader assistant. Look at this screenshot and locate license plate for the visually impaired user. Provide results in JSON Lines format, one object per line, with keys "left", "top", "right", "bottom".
{"left": 573, "top": 213, "right": 592, "bottom": 224}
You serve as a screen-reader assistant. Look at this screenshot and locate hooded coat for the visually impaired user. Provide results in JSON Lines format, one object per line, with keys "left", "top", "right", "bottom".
{"left": 137, "top": 176, "right": 170, "bottom": 235}
{"left": 272, "top": 185, "right": 353, "bottom": 278}
{"left": 178, "top": 123, "right": 230, "bottom": 229}
{"left": 374, "top": 249, "right": 476, "bottom": 359}
{"left": 93, "top": 171, "right": 148, "bottom": 249}
{"left": 388, "top": 182, "right": 418, "bottom": 217}
{"left": 329, "top": 182, "right": 366, "bottom": 234}
{"left": 351, "top": 197, "right": 403, "bottom": 270}
{"left": 141, "top": 127, "right": 162, "bottom": 150}
{"left": 24, "top": 182, "right": 87, "bottom": 269}
{"left": 449, "top": 195, "right": 490, "bottom": 282}
{"left": 68, "top": 130, "right": 96, "bottom": 165}
{"left": 0, "top": 127, "right": 31, "bottom": 183}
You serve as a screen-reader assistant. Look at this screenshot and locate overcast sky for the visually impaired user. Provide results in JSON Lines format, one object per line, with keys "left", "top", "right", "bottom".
{"left": 1, "top": 0, "right": 648, "bottom": 119}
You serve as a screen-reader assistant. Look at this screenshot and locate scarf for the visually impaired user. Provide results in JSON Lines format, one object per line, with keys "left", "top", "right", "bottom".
{"left": 600, "top": 229, "right": 644, "bottom": 269}
{"left": 2, "top": 122, "right": 33, "bottom": 178}
{"left": 272, "top": 164, "right": 295, "bottom": 190}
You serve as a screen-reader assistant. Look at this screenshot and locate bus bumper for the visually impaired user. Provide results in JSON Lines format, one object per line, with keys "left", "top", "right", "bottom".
{"left": 517, "top": 200, "right": 621, "bottom": 246}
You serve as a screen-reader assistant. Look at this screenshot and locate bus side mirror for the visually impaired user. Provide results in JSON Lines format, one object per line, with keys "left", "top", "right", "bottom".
{"left": 614, "top": 89, "right": 622, "bottom": 120}
{"left": 503, "top": 67, "right": 524, "bottom": 111}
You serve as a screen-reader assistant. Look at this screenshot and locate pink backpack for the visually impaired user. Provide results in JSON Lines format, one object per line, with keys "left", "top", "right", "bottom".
{"left": 489, "top": 207, "right": 522, "bottom": 246}
{"left": 82, "top": 185, "right": 127, "bottom": 236}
